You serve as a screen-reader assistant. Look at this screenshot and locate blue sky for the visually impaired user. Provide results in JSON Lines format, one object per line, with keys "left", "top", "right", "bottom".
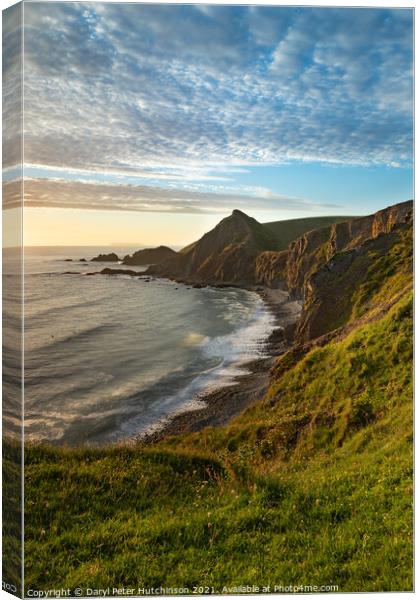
{"left": 2, "top": 2, "right": 414, "bottom": 244}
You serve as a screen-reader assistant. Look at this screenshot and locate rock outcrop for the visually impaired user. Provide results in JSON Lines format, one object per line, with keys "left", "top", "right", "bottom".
{"left": 94, "top": 268, "right": 138, "bottom": 276}
{"left": 122, "top": 246, "right": 176, "bottom": 266}
{"left": 91, "top": 252, "right": 120, "bottom": 262}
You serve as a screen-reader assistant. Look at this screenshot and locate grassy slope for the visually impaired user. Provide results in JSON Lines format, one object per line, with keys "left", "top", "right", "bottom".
{"left": 24, "top": 303, "right": 413, "bottom": 592}
{"left": 3, "top": 442, "right": 22, "bottom": 592}
{"left": 24, "top": 225, "right": 413, "bottom": 593}
{"left": 263, "top": 216, "right": 353, "bottom": 251}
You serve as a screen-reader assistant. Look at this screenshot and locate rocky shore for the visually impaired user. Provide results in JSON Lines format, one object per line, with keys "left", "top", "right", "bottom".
{"left": 139, "top": 287, "right": 302, "bottom": 444}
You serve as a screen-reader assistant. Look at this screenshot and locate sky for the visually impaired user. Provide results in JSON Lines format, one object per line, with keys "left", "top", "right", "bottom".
{"left": 2, "top": 2, "right": 414, "bottom": 247}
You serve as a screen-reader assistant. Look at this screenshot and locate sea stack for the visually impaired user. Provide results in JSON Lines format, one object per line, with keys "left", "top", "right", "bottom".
{"left": 91, "top": 252, "right": 120, "bottom": 262}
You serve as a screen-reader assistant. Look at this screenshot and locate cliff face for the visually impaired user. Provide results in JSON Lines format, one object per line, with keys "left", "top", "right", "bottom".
{"left": 123, "top": 246, "right": 176, "bottom": 266}
{"left": 255, "top": 250, "right": 288, "bottom": 288}
{"left": 147, "top": 209, "right": 279, "bottom": 284}
{"left": 295, "top": 217, "right": 413, "bottom": 343}
{"left": 285, "top": 201, "right": 412, "bottom": 298}
{"left": 254, "top": 200, "right": 413, "bottom": 346}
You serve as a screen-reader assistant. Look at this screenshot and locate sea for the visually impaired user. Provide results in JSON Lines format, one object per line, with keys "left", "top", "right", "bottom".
{"left": 3, "top": 246, "right": 276, "bottom": 446}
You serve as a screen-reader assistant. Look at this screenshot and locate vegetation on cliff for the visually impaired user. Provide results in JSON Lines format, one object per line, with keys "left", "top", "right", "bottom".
{"left": 24, "top": 292, "right": 413, "bottom": 592}
{"left": 23, "top": 202, "right": 413, "bottom": 593}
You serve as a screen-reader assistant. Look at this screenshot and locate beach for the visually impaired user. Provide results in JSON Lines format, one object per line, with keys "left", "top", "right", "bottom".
{"left": 139, "top": 287, "right": 302, "bottom": 444}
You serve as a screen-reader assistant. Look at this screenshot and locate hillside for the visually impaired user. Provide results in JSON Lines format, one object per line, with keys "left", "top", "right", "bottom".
{"left": 296, "top": 218, "right": 413, "bottom": 341}
{"left": 285, "top": 200, "right": 412, "bottom": 298}
{"left": 263, "top": 215, "right": 353, "bottom": 251}
{"left": 23, "top": 201, "right": 413, "bottom": 593}
{"left": 147, "top": 209, "right": 279, "bottom": 284}
{"left": 180, "top": 216, "right": 353, "bottom": 256}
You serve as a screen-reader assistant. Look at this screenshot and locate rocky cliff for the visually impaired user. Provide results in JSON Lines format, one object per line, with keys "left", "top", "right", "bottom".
{"left": 295, "top": 216, "right": 413, "bottom": 343}
{"left": 285, "top": 200, "right": 412, "bottom": 298}
{"left": 255, "top": 250, "right": 288, "bottom": 288}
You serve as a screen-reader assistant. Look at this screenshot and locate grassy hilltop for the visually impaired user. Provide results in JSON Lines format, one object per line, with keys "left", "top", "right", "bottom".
{"left": 263, "top": 215, "right": 353, "bottom": 251}
{"left": 150, "top": 212, "right": 353, "bottom": 284}
{"left": 23, "top": 207, "right": 413, "bottom": 593}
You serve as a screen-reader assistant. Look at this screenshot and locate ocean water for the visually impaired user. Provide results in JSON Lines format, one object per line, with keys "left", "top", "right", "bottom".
{"left": 4, "top": 247, "right": 276, "bottom": 446}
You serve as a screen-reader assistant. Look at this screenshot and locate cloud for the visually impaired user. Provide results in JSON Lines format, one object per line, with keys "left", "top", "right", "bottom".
{"left": 3, "top": 3, "right": 23, "bottom": 169}
{"left": 2, "top": 178, "right": 339, "bottom": 214}
{"left": 14, "top": 4, "right": 412, "bottom": 177}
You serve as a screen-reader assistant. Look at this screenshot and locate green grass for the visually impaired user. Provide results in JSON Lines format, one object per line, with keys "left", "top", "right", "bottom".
{"left": 3, "top": 440, "right": 22, "bottom": 593}
{"left": 351, "top": 224, "right": 413, "bottom": 319}
{"left": 23, "top": 289, "right": 413, "bottom": 593}
{"left": 263, "top": 216, "right": 353, "bottom": 251}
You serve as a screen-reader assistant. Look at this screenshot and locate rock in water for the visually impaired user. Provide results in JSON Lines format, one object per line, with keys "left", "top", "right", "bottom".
{"left": 90, "top": 252, "right": 120, "bottom": 262}
{"left": 122, "top": 246, "right": 176, "bottom": 266}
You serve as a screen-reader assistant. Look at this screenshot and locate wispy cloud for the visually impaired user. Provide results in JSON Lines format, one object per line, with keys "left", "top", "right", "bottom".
{"left": 12, "top": 3, "right": 411, "bottom": 177}
{"left": 1, "top": 4, "right": 412, "bottom": 219}
{"left": 3, "top": 178, "right": 339, "bottom": 214}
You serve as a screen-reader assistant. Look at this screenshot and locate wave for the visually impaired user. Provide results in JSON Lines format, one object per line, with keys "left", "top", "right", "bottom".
{"left": 22, "top": 268, "right": 277, "bottom": 444}
{"left": 133, "top": 295, "right": 276, "bottom": 440}
{"left": 32, "top": 322, "right": 119, "bottom": 353}
{"left": 25, "top": 297, "right": 107, "bottom": 322}
{"left": 201, "top": 299, "right": 275, "bottom": 362}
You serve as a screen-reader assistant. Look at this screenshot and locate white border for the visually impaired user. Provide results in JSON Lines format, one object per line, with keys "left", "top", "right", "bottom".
{"left": 0, "top": 2, "right": 415, "bottom": 600}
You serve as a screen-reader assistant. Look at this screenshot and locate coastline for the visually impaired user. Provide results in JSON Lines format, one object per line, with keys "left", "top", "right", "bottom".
{"left": 139, "top": 287, "right": 301, "bottom": 445}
